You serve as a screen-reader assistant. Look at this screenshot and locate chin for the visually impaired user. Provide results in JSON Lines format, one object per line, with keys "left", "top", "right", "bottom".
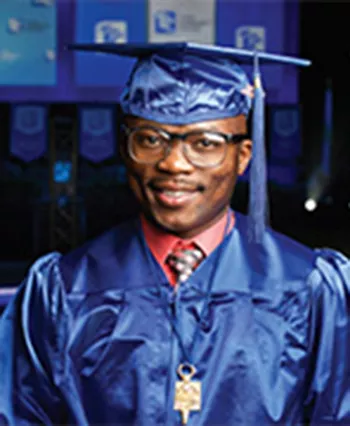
{"left": 150, "top": 209, "right": 196, "bottom": 235}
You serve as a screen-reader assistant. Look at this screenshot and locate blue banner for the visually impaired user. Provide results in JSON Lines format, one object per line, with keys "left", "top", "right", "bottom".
{"left": 268, "top": 105, "right": 301, "bottom": 187}
{"left": 75, "top": 0, "right": 147, "bottom": 87}
{"left": 216, "top": 0, "right": 299, "bottom": 103}
{"left": 269, "top": 105, "right": 301, "bottom": 162}
{"left": 0, "top": 0, "right": 56, "bottom": 86}
{"left": 79, "top": 106, "right": 116, "bottom": 163}
{"left": 10, "top": 104, "right": 47, "bottom": 162}
{"left": 217, "top": 0, "right": 284, "bottom": 87}
{"left": 268, "top": 162, "right": 299, "bottom": 187}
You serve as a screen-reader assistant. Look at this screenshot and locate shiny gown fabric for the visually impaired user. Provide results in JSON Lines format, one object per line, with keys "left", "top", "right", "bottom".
{"left": 1, "top": 213, "right": 350, "bottom": 425}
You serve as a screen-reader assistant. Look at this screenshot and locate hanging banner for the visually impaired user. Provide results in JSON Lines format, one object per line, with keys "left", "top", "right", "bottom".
{"left": 268, "top": 105, "right": 301, "bottom": 187}
{"left": 75, "top": 0, "right": 147, "bottom": 87}
{"left": 10, "top": 104, "right": 47, "bottom": 162}
{"left": 79, "top": 106, "right": 115, "bottom": 163}
{"left": 269, "top": 105, "right": 301, "bottom": 162}
{"left": 0, "top": 0, "right": 56, "bottom": 86}
{"left": 268, "top": 162, "right": 299, "bottom": 187}
{"left": 216, "top": 0, "right": 285, "bottom": 52}
{"left": 216, "top": 0, "right": 299, "bottom": 102}
{"left": 148, "top": 0, "right": 215, "bottom": 43}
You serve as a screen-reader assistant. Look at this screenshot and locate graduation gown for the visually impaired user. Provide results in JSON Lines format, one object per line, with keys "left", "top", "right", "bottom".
{"left": 1, "top": 213, "right": 350, "bottom": 425}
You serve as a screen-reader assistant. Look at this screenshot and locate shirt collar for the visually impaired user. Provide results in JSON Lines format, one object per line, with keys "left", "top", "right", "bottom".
{"left": 140, "top": 210, "right": 235, "bottom": 265}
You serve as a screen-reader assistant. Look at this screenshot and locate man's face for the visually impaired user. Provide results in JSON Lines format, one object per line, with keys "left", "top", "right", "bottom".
{"left": 121, "top": 115, "right": 252, "bottom": 238}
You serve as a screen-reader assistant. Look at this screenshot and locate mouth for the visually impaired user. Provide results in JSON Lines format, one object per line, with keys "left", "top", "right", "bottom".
{"left": 149, "top": 182, "right": 203, "bottom": 208}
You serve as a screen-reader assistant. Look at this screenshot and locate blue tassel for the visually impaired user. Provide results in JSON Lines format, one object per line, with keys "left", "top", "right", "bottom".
{"left": 248, "top": 53, "right": 268, "bottom": 244}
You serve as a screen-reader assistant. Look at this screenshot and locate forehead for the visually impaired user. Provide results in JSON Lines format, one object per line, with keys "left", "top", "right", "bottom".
{"left": 124, "top": 115, "right": 248, "bottom": 134}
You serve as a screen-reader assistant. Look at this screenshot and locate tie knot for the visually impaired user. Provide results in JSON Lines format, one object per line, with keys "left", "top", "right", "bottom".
{"left": 166, "top": 243, "right": 204, "bottom": 284}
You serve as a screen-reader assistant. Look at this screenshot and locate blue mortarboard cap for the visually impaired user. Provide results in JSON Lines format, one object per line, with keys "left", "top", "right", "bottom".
{"left": 69, "top": 42, "right": 311, "bottom": 243}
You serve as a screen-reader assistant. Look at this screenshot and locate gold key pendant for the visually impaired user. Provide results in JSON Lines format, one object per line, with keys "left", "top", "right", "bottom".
{"left": 174, "top": 364, "right": 201, "bottom": 424}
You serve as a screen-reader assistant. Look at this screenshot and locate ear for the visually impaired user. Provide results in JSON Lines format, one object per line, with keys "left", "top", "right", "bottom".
{"left": 237, "top": 139, "right": 252, "bottom": 176}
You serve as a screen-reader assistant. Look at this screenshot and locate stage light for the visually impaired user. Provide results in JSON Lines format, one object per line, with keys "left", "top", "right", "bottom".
{"left": 304, "top": 199, "right": 317, "bottom": 212}
{"left": 54, "top": 161, "right": 72, "bottom": 183}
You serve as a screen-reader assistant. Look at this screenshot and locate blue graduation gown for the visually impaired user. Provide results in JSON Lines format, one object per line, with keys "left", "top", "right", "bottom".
{"left": 1, "top": 213, "right": 350, "bottom": 425}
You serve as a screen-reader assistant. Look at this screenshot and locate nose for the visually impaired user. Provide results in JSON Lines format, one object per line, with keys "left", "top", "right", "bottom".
{"left": 157, "top": 141, "right": 194, "bottom": 174}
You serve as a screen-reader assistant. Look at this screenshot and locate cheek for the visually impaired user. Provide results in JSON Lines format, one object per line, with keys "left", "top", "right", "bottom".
{"left": 125, "top": 164, "right": 149, "bottom": 201}
{"left": 193, "top": 168, "right": 237, "bottom": 219}
{"left": 211, "top": 171, "right": 236, "bottom": 200}
{"left": 208, "top": 157, "right": 239, "bottom": 199}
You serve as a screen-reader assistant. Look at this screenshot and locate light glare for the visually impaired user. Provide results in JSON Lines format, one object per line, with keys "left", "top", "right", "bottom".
{"left": 305, "top": 199, "right": 317, "bottom": 212}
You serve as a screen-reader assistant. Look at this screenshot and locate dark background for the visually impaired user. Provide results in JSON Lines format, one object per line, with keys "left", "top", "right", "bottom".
{"left": 1, "top": 1, "right": 350, "bottom": 287}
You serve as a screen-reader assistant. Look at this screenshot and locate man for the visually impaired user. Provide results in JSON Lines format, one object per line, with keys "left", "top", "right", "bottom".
{"left": 0, "top": 43, "right": 349, "bottom": 425}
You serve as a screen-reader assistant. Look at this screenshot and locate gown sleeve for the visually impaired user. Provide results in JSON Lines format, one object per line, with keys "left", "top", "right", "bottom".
{"left": 304, "top": 248, "right": 350, "bottom": 424}
{"left": 0, "top": 253, "right": 71, "bottom": 425}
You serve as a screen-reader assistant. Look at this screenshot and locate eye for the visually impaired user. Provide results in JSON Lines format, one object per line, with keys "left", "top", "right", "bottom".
{"left": 131, "top": 129, "right": 166, "bottom": 149}
{"left": 192, "top": 137, "right": 224, "bottom": 150}
{"left": 137, "top": 135, "right": 162, "bottom": 147}
{"left": 197, "top": 139, "right": 218, "bottom": 148}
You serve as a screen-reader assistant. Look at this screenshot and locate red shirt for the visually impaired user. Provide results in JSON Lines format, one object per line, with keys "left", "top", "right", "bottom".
{"left": 141, "top": 211, "right": 235, "bottom": 286}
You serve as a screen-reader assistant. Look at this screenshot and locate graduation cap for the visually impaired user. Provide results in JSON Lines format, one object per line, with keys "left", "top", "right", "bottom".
{"left": 69, "top": 42, "right": 311, "bottom": 243}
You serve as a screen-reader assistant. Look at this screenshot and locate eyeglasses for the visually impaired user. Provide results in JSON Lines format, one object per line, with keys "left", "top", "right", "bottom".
{"left": 122, "top": 125, "right": 249, "bottom": 169}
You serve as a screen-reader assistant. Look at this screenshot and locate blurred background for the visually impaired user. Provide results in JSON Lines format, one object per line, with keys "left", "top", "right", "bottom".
{"left": 0, "top": 0, "right": 350, "bottom": 309}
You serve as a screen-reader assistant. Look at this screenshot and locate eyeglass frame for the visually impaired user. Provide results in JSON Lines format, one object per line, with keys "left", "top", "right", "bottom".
{"left": 121, "top": 124, "right": 250, "bottom": 169}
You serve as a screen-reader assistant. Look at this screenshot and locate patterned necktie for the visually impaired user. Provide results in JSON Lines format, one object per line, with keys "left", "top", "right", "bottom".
{"left": 166, "top": 243, "right": 204, "bottom": 284}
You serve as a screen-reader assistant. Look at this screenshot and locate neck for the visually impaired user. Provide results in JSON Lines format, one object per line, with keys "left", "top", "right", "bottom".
{"left": 142, "top": 207, "right": 230, "bottom": 239}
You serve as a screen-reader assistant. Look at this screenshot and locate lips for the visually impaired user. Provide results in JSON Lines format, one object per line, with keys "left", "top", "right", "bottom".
{"left": 149, "top": 182, "right": 202, "bottom": 208}
{"left": 150, "top": 181, "right": 199, "bottom": 191}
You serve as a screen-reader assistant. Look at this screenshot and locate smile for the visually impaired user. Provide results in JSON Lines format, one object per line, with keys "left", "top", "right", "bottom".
{"left": 162, "top": 190, "right": 190, "bottom": 198}
{"left": 151, "top": 187, "right": 199, "bottom": 208}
